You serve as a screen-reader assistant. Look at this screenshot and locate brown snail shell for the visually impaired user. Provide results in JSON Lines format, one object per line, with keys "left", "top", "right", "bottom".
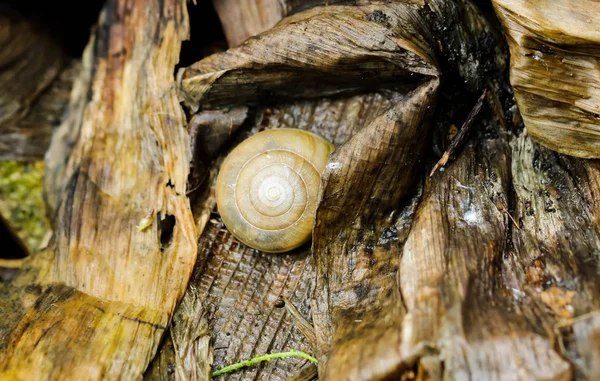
{"left": 215, "top": 128, "right": 335, "bottom": 253}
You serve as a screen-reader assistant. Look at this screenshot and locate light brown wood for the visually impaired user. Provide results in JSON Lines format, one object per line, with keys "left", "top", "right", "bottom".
{"left": 492, "top": 0, "right": 600, "bottom": 158}
{"left": 213, "top": 0, "right": 283, "bottom": 47}
{"left": 0, "top": 0, "right": 197, "bottom": 379}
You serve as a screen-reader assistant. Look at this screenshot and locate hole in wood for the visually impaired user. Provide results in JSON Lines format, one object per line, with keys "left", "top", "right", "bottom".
{"left": 159, "top": 214, "right": 176, "bottom": 251}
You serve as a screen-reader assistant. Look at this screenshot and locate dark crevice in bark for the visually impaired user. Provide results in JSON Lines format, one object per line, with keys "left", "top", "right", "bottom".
{"left": 3, "top": 0, "right": 104, "bottom": 58}
{"left": 176, "top": 0, "right": 226, "bottom": 73}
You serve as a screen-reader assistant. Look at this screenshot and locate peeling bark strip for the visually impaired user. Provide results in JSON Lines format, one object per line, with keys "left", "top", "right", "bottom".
{"left": 46, "top": 0, "right": 196, "bottom": 310}
{"left": 400, "top": 127, "right": 573, "bottom": 380}
{"left": 0, "top": 283, "right": 169, "bottom": 380}
{"left": 492, "top": 0, "right": 600, "bottom": 158}
{"left": 178, "top": 3, "right": 438, "bottom": 111}
{"left": 312, "top": 80, "right": 437, "bottom": 380}
{"left": 0, "top": 0, "right": 196, "bottom": 379}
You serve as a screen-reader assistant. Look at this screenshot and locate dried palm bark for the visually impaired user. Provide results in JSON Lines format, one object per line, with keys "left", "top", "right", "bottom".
{"left": 398, "top": 126, "right": 571, "bottom": 380}
{"left": 173, "top": 220, "right": 314, "bottom": 381}
{"left": 1, "top": 0, "right": 597, "bottom": 380}
{"left": 509, "top": 133, "right": 600, "bottom": 379}
{"left": 491, "top": 0, "right": 600, "bottom": 158}
{"left": 0, "top": 5, "right": 74, "bottom": 161}
{"left": 177, "top": 3, "right": 437, "bottom": 110}
{"left": 313, "top": 82, "right": 435, "bottom": 380}
{"left": 165, "top": 89, "right": 399, "bottom": 380}
{"left": 0, "top": 0, "right": 197, "bottom": 380}
{"left": 169, "top": 1, "right": 529, "bottom": 380}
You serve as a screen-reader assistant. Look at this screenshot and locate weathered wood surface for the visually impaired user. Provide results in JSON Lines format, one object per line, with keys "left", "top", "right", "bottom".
{"left": 492, "top": 0, "right": 600, "bottom": 158}
{"left": 178, "top": 3, "right": 437, "bottom": 110}
{"left": 168, "top": 1, "right": 600, "bottom": 380}
{"left": 2, "top": 0, "right": 600, "bottom": 380}
{"left": 212, "top": 0, "right": 284, "bottom": 47}
{"left": 0, "top": 0, "right": 197, "bottom": 379}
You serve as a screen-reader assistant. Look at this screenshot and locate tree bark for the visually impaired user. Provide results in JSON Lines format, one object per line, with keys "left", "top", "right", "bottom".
{"left": 2, "top": 0, "right": 600, "bottom": 380}
{"left": 0, "top": 0, "right": 197, "bottom": 379}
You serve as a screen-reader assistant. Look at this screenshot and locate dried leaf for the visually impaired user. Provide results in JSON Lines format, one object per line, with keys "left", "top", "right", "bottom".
{"left": 492, "top": 0, "right": 600, "bottom": 158}
{"left": 178, "top": 3, "right": 438, "bottom": 110}
{"left": 312, "top": 80, "right": 437, "bottom": 380}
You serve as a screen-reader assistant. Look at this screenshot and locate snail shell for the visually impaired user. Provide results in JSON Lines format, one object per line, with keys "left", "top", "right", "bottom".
{"left": 215, "top": 128, "right": 335, "bottom": 253}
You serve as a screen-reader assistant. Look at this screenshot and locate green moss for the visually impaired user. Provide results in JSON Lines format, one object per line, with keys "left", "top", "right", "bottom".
{"left": 0, "top": 161, "right": 50, "bottom": 254}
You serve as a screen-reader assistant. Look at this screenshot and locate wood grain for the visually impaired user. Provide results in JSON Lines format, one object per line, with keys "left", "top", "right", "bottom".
{"left": 492, "top": 0, "right": 600, "bottom": 158}
{"left": 0, "top": 0, "right": 197, "bottom": 379}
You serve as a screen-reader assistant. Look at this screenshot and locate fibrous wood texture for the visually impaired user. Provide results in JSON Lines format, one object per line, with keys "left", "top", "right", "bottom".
{"left": 492, "top": 0, "right": 600, "bottom": 158}
{"left": 178, "top": 3, "right": 437, "bottom": 111}
{"left": 172, "top": 218, "right": 315, "bottom": 381}
{"left": 0, "top": 0, "right": 197, "bottom": 379}
{"left": 163, "top": 87, "right": 408, "bottom": 381}
{"left": 169, "top": 1, "right": 600, "bottom": 380}
{"left": 3, "top": 0, "right": 600, "bottom": 380}
{"left": 212, "top": 0, "right": 283, "bottom": 47}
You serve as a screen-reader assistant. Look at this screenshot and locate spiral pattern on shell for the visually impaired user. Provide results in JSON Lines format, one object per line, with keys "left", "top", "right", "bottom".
{"left": 215, "top": 128, "right": 335, "bottom": 253}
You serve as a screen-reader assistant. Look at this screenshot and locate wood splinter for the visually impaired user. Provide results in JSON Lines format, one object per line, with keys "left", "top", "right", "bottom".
{"left": 430, "top": 88, "right": 488, "bottom": 177}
